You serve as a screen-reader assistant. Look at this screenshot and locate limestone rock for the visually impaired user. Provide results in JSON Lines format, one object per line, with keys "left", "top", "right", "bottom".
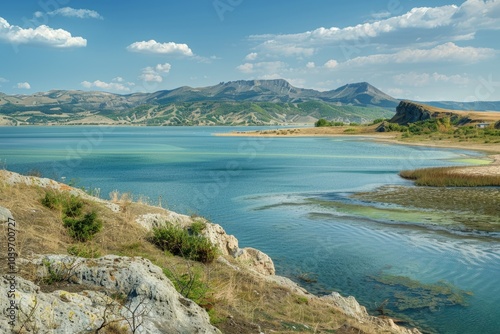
{"left": 0, "top": 255, "right": 221, "bottom": 334}
{"left": 0, "top": 206, "right": 13, "bottom": 223}
{"left": 321, "top": 292, "right": 422, "bottom": 334}
{"left": 238, "top": 247, "right": 275, "bottom": 276}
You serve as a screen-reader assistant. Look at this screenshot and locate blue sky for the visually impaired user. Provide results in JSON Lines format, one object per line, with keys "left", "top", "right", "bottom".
{"left": 1, "top": 0, "right": 499, "bottom": 101}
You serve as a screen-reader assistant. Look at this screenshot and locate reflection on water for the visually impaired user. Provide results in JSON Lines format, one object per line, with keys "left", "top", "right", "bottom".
{"left": 1, "top": 126, "right": 498, "bottom": 333}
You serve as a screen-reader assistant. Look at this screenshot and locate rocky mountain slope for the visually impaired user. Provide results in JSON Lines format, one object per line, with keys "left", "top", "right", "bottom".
{"left": 389, "top": 100, "right": 500, "bottom": 127}
{"left": 0, "top": 170, "right": 421, "bottom": 334}
{"left": 0, "top": 80, "right": 397, "bottom": 126}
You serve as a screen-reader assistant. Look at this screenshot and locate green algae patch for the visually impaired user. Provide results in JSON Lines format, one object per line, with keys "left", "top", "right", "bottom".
{"left": 369, "top": 273, "right": 472, "bottom": 313}
{"left": 351, "top": 186, "right": 500, "bottom": 235}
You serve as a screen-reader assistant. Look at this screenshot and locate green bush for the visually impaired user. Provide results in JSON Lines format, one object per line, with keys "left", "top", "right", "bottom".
{"left": 63, "top": 211, "right": 103, "bottom": 242}
{"left": 150, "top": 224, "right": 217, "bottom": 263}
{"left": 41, "top": 191, "right": 103, "bottom": 242}
{"left": 315, "top": 118, "right": 330, "bottom": 127}
{"left": 189, "top": 221, "right": 206, "bottom": 235}
{"left": 41, "top": 191, "right": 62, "bottom": 210}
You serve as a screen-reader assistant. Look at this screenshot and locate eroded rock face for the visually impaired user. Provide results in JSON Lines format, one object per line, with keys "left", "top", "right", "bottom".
{"left": 0, "top": 255, "right": 221, "bottom": 334}
{"left": 390, "top": 101, "right": 432, "bottom": 125}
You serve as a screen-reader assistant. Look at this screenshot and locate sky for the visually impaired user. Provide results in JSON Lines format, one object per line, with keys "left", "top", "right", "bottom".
{"left": 0, "top": 0, "right": 499, "bottom": 101}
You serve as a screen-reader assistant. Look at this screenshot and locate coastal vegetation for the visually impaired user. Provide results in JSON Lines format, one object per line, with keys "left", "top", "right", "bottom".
{"left": 149, "top": 223, "right": 218, "bottom": 263}
{"left": 399, "top": 166, "right": 500, "bottom": 187}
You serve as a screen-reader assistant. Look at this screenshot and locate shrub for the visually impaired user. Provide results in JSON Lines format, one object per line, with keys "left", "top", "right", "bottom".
{"left": 41, "top": 191, "right": 62, "bottom": 210}
{"left": 315, "top": 118, "right": 330, "bottom": 127}
{"left": 189, "top": 221, "right": 206, "bottom": 235}
{"left": 150, "top": 224, "right": 217, "bottom": 263}
{"left": 63, "top": 211, "right": 103, "bottom": 242}
{"left": 41, "top": 191, "right": 103, "bottom": 242}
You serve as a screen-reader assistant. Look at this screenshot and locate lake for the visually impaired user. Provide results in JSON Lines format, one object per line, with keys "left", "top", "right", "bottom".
{"left": 1, "top": 126, "right": 499, "bottom": 333}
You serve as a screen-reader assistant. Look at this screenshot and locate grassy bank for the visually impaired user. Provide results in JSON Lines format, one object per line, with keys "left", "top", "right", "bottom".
{"left": 399, "top": 166, "right": 500, "bottom": 187}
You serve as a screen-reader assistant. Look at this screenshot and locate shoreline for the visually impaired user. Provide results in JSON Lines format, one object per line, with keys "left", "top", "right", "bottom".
{"left": 216, "top": 128, "right": 500, "bottom": 154}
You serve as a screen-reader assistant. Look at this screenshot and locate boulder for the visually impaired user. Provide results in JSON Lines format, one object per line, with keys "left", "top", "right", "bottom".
{"left": 0, "top": 255, "right": 221, "bottom": 334}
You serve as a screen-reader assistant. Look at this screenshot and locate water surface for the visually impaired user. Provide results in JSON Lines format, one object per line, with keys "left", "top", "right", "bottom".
{"left": 1, "top": 126, "right": 498, "bottom": 333}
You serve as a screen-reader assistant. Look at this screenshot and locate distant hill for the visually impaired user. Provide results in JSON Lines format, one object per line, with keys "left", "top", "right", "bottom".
{"left": 0, "top": 80, "right": 397, "bottom": 126}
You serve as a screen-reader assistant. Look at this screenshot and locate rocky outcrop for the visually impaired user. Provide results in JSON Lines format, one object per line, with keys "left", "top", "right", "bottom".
{"left": 390, "top": 101, "right": 433, "bottom": 125}
{"left": 321, "top": 293, "right": 421, "bottom": 334}
{"left": 0, "top": 254, "right": 221, "bottom": 334}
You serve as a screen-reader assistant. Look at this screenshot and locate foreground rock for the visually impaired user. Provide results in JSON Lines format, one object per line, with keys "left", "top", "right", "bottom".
{"left": 0, "top": 252, "right": 221, "bottom": 334}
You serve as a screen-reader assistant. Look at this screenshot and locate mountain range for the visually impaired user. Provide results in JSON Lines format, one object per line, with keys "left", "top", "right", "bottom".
{"left": 0, "top": 79, "right": 498, "bottom": 126}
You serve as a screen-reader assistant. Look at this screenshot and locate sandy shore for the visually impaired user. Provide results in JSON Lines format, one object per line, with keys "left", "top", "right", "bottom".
{"left": 217, "top": 127, "right": 500, "bottom": 176}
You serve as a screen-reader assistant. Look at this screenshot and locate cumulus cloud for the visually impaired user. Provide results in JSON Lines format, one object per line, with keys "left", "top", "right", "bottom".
{"left": 393, "top": 72, "right": 470, "bottom": 87}
{"left": 343, "top": 43, "right": 495, "bottom": 67}
{"left": 112, "top": 77, "right": 124, "bottom": 83}
{"left": 324, "top": 59, "right": 338, "bottom": 69}
{"left": 16, "top": 82, "right": 31, "bottom": 89}
{"left": 139, "top": 63, "right": 172, "bottom": 83}
{"left": 0, "top": 16, "right": 86, "bottom": 48}
{"left": 245, "top": 52, "right": 258, "bottom": 61}
{"left": 81, "top": 80, "right": 131, "bottom": 92}
{"left": 127, "top": 40, "right": 193, "bottom": 56}
{"left": 140, "top": 68, "right": 162, "bottom": 83}
{"left": 306, "top": 62, "right": 315, "bottom": 69}
{"left": 250, "top": 0, "right": 500, "bottom": 55}
{"left": 35, "top": 7, "right": 103, "bottom": 19}
{"left": 155, "top": 63, "right": 172, "bottom": 73}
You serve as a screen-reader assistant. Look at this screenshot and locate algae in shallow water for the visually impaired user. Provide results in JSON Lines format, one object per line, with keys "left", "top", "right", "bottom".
{"left": 369, "top": 273, "right": 471, "bottom": 313}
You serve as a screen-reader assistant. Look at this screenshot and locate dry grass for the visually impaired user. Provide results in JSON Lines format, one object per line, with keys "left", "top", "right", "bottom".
{"left": 400, "top": 166, "right": 500, "bottom": 187}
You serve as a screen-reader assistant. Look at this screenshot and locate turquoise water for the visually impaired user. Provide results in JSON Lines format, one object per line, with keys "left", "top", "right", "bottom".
{"left": 1, "top": 126, "right": 499, "bottom": 333}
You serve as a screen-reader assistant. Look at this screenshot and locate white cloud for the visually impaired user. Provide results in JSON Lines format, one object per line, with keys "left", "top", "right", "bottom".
{"left": 0, "top": 77, "right": 8, "bottom": 83}
{"left": 245, "top": 52, "right": 258, "bottom": 61}
{"left": 250, "top": 0, "right": 500, "bottom": 56}
{"left": 139, "top": 63, "right": 172, "bottom": 83}
{"left": 155, "top": 63, "right": 172, "bottom": 73}
{"left": 393, "top": 72, "right": 470, "bottom": 87}
{"left": 0, "top": 17, "right": 86, "bottom": 48}
{"left": 140, "top": 68, "right": 163, "bottom": 83}
{"left": 324, "top": 59, "right": 338, "bottom": 69}
{"left": 343, "top": 43, "right": 495, "bottom": 67}
{"left": 306, "top": 62, "right": 315, "bottom": 69}
{"left": 127, "top": 40, "right": 193, "bottom": 56}
{"left": 112, "top": 77, "right": 124, "bottom": 83}
{"left": 81, "top": 80, "right": 130, "bottom": 92}
{"left": 16, "top": 82, "right": 31, "bottom": 89}
{"left": 35, "top": 7, "right": 103, "bottom": 19}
